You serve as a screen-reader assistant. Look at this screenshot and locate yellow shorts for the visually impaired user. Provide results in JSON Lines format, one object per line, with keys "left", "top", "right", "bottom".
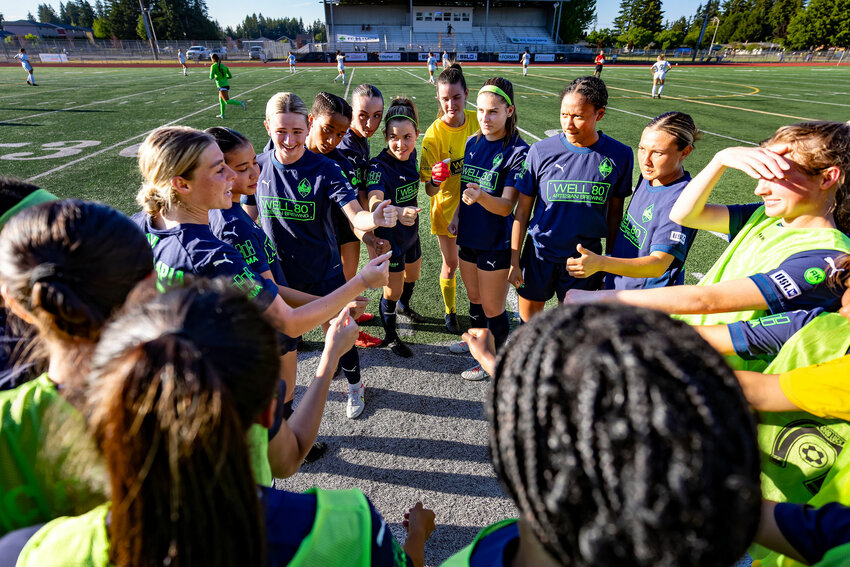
{"left": 430, "top": 185, "right": 460, "bottom": 236}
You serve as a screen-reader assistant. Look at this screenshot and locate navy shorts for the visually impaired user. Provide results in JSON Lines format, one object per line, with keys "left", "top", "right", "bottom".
{"left": 277, "top": 331, "right": 298, "bottom": 354}
{"left": 332, "top": 204, "right": 359, "bottom": 246}
{"left": 294, "top": 272, "right": 347, "bottom": 297}
{"left": 389, "top": 237, "right": 422, "bottom": 273}
{"left": 516, "top": 240, "right": 604, "bottom": 302}
{"left": 459, "top": 246, "right": 511, "bottom": 271}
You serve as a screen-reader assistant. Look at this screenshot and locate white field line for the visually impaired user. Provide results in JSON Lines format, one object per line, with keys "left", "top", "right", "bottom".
{"left": 343, "top": 67, "right": 355, "bottom": 100}
{"left": 27, "top": 72, "right": 296, "bottom": 182}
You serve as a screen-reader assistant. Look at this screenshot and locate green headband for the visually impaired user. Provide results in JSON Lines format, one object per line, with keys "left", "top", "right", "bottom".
{"left": 0, "top": 189, "right": 59, "bottom": 231}
{"left": 478, "top": 85, "right": 513, "bottom": 107}
{"left": 386, "top": 114, "right": 418, "bottom": 128}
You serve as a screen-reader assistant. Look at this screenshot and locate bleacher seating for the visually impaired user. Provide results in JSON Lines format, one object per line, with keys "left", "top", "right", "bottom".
{"left": 331, "top": 24, "right": 555, "bottom": 52}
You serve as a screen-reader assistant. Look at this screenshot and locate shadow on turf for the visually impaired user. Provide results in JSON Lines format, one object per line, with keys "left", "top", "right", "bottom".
{"left": 0, "top": 122, "right": 43, "bottom": 127}
{"left": 0, "top": 107, "right": 115, "bottom": 114}
{"left": 311, "top": 435, "right": 489, "bottom": 463}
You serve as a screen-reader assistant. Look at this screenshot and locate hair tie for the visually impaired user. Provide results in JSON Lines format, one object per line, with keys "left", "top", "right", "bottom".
{"left": 0, "top": 189, "right": 59, "bottom": 231}
{"left": 29, "top": 263, "right": 62, "bottom": 287}
{"left": 478, "top": 85, "right": 513, "bottom": 107}
{"left": 385, "top": 114, "right": 418, "bottom": 128}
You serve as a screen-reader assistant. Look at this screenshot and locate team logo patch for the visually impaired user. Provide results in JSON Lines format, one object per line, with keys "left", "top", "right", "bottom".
{"left": 598, "top": 157, "right": 613, "bottom": 178}
{"left": 492, "top": 153, "right": 504, "bottom": 168}
{"left": 799, "top": 443, "right": 828, "bottom": 468}
{"left": 669, "top": 231, "right": 686, "bottom": 245}
{"left": 769, "top": 270, "right": 801, "bottom": 299}
{"left": 297, "top": 178, "right": 312, "bottom": 197}
{"left": 804, "top": 267, "right": 826, "bottom": 285}
{"left": 642, "top": 204, "right": 654, "bottom": 223}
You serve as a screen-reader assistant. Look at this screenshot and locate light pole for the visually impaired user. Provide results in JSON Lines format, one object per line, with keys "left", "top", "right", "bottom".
{"left": 708, "top": 16, "right": 720, "bottom": 60}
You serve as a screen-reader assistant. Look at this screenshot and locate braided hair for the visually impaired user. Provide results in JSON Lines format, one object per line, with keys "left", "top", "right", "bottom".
{"left": 489, "top": 304, "right": 760, "bottom": 566}
{"left": 311, "top": 91, "right": 352, "bottom": 121}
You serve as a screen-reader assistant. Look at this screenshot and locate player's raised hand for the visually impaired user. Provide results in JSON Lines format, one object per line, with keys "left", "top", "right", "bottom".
{"left": 715, "top": 145, "right": 792, "bottom": 181}
{"left": 403, "top": 502, "right": 436, "bottom": 537}
{"left": 373, "top": 199, "right": 398, "bottom": 227}
{"left": 399, "top": 207, "right": 421, "bottom": 226}
{"left": 359, "top": 252, "right": 392, "bottom": 289}
{"left": 431, "top": 158, "right": 451, "bottom": 186}
{"left": 462, "top": 183, "right": 482, "bottom": 205}
{"left": 566, "top": 243, "right": 603, "bottom": 279}
{"left": 325, "top": 305, "right": 359, "bottom": 358}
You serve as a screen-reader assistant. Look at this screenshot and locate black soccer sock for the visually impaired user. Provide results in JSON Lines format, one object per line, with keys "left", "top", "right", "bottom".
{"left": 282, "top": 399, "right": 294, "bottom": 420}
{"left": 469, "top": 302, "right": 486, "bottom": 330}
{"left": 488, "top": 310, "right": 510, "bottom": 350}
{"left": 380, "top": 297, "right": 398, "bottom": 342}
{"left": 340, "top": 347, "right": 361, "bottom": 386}
{"left": 399, "top": 281, "right": 415, "bottom": 308}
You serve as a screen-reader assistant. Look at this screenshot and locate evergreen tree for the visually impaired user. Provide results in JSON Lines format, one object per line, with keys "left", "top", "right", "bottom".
{"left": 768, "top": 0, "right": 802, "bottom": 39}
{"left": 37, "top": 3, "right": 61, "bottom": 23}
{"left": 833, "top": 0, "right": 850, "bottom": 46}
{"left": 632, "top": 0, "right": 663, "bottom": 33}
{"left": 106, "top": 0, "right": 141, "bottom": 38}
{"left": 785, "top": 0, "right": 833, "bottom": 48}
{"left": 558, "top": 0, "right": 595, "bottom": 42}
{"left": 59, "top": 2, "right": 69, "bottom": 23}
{"left": 94, "top": 0, "right": 104, "bottom": 18}
{"left": 613, "top": 0, "right": 634, "bottom": 34}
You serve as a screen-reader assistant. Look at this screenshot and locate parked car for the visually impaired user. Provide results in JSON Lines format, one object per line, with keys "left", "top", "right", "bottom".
{"left": 186, "top": 46, "right": 210, "bottom": 60}
{"left": 210, "top": 47, "right": 227, "bottom": 60}
{"left": 249, "top": 46, "right": 265, "bottom": 60}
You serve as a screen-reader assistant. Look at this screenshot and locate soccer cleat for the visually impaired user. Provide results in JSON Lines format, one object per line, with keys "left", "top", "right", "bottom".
{"left": 397, "top": 302, "right": 425, "bottom": 324}
{"left": 355, "top": 312, "right": 374, "bottom": 323}
{"left": 355, "top": 330, "right": 382, "bottom": 348}
{"left": 241, "top": 100, "right": 247, "bottom": 110}
{"left": 461, "top": 363, "right": 488, "bottom": 381}
{"left": 303, "top": 441, "right": 327, "bottom": 464}
{"left": 216, "top": 114, "right": 224, "bottom": 119}
{"left": 346, "top": 383, "right": 366, "bottom": 419}
{"left": 445, "top": 312, "right": 461, "bottom": 334}
{"left": 379, "top": 337, "right": 413, "bottom": 358}
{"left": 449, "top": 340, "right": 469, "bottom": 354}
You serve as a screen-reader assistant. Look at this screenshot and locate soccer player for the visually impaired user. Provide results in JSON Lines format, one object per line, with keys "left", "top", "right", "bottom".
{"left": 453, "top": 77, "right": 528, "bottom": 381}
{"left": 520, "top": 49, "right": 530, "bottom": 76}
{"left": 209, "top": 53, "right": 246, "bottom": 119}
{"left": 565, "top": 121, "right": 850, "bottom": 371}
{"left": 510, "top": 76, "right": 633, "bottom": 323}
{"left": 9, "top": 282, "right": 435, "bottom": 567}
{"left": 288, "top": 52, "right": 296, "bottom": 72}
{"left": 367, "top": 98, "right": 423, "bottom": 358}
{"left": 566, "top": 112, "right": 700, "bottom": 290}
{"left": 426, "top": 52, "right": 437, "bottom": 84}
{"left": 177, "top": 48, "right": 188, "bottom": 76}
{"left": 0, "top": 200, "right": 152, "bottom": 536}
{"left": 651, "top": 54, "right": 672, "bottom": 98}
{"left": 442, "top": 50, "right": 450, "bottom": 68}
{"left": 594, "top": 49, "right": 606, "bottom": 77}
{"left": 14, "top": 49, "right": 35, "bottom": 86}
{"left": 333, "top": 50, "right": 346, "bottom": 84}
{"left": 256, "top": 92, "right": 399, "bottom": 419}
{"left": 420, "top": 64, "right": 480, "bottom": 334}
{"left": 453, "top": 304, "right": 761, "bottom": 566}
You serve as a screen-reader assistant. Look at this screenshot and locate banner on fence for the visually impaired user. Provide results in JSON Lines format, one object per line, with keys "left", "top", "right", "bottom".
{"left": 498, "top": 53, "right": 520, "bottom": 62}
{"left": 456, "top": 52, "right": 477, "bottom": 61}
{"left": 379, "top": 52, "right": 401, "bottom": 61}
{"left": 39, "top": 53, "right": 69, "bottom": 63}
{"left": 534, "top": 53, "right": 555, "bottom": 62}
{"left": 510, "top": 37, "right": 550, "bottom": 45}
{"left": 337, "top": 34, "right": 379, "bottom": 43}
{"left": 418, "top": 52, "right": 432, "bottom": 61}
{"left": 344, "top": 52, "right": 368, "bottom": 61}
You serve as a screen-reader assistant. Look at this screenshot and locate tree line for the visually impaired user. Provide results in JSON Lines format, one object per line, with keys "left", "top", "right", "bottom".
{"left": 587, "top": 0, "right": 848, "bottom": 51}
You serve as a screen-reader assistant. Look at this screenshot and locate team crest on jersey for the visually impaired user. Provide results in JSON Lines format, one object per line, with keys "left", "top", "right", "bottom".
{"left": 492, "top": 153, "right": 504, "bottom": 169}
{"left": 516, "top": 159, "right": 528, "bottom": 180}
{"left": 804, "top": 267, "right": 826, "bottom": 285}
{"left": 297, "top": 179, "right": 312, "bottom": 197}
{"left": 598, "top": 157, "right": 613, "bottom": 178}
{"left": 642, "top": 204, "right": 654, "bottom": 223}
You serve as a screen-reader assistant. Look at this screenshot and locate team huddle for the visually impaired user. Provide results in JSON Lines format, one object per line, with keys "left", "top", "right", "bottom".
{"left": 2, "top": 57, "right": 850, "bottom": 567}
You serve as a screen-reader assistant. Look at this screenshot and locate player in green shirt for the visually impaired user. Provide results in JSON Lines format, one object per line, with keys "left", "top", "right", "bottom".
{"left": 209, "top": 53, "right": 246, "bottom": 119}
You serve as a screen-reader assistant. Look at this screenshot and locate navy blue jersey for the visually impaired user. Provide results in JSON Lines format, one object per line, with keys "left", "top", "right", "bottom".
{"left": 750, "top": 250, "right": 848, "bottom": 314}
{"left": 262, "top": 487, "right": 412, "bottom": 566}
{"left": 515, "top": 132, "right": 633, "bottom": 262}
{"left": 367, "top": 148, "right": 420, "bottom": 256}
{"left": 729, "top": 308, "right": 826, "bottom": 361}
{"left": 255, "top": 149, "right": 357, "bottom": 288}
{"left": 209, "top": 203, "right": 288, "bottom": 285}
{"left": 727, "top": 203, "right": 765, "bottom": 238}
{"left": 775, "top": 502, "right": 850, "bottom": 565}
{"left": 458, "top": 134, "right": 529, "bottom": 251}
{"left": 337, "top": 130, "right": 371, "bottom": 192}
{"left": 468, "top": 522, "right": 519, "bottom": 566}
{"left": 606, "top": 173, "right": 696, "bottom": 290}
{"left": 132, "top": 213, "right": 277, "bottom": 310}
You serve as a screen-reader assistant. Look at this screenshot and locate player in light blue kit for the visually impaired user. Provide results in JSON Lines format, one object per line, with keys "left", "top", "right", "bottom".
{"left": 426, "top": 52, "right": 437, "bottom": 84}
{"left": 566, "top": 111, "right": 700, "bottom": 290}
{"left": 14, "top": 49, "right": 36, "bottom": 86}
{"left": 288, "top": 52, "right": 296, "bottom": 73}
{"left": 177, "top": 48, "right": 187, "bottom": 76}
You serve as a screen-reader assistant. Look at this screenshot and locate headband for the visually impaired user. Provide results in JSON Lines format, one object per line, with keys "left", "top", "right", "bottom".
{"left": 478, "top": 85, "right": 513, "bottom": 107}
{"left": 386, "top": 114, "right": 418, "bottom": 128}
{"left": 0, "top": 189, "right": 59, "bottom": 231}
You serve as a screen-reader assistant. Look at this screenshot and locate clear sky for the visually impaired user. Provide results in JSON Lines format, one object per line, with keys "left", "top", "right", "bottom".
{"left": 5, "top": 0, "right": 703, "bottom": 33}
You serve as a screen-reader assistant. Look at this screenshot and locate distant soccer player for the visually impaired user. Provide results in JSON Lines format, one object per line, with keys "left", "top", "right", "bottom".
{"left": 209, "top": 53, "right": 246, "bottom": 119}
{"left": 333, "top": 50, "right": 346, "bottom": 84}
{"left": 177, "top": 48, "right": 188, "bottom": 76}
{"left": 442, "top": 50, "right": 449, "bottom": 68}
{"left": 426, "top": 52, "right": 437, "bottom": 84}
{"left": 14, "top": 49, "right": 36, "bottom": 86}
{"left": 288, "top": 52, "right": 295, "bottom": 72}
{"left": 521, "top": 49, "right": 530, "bottom": 76}
{"left": 651, "top": 54, "right": 673, "bottom": 99}
{"left": 594, "top": 49, "right": 606, "bottom": 77}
